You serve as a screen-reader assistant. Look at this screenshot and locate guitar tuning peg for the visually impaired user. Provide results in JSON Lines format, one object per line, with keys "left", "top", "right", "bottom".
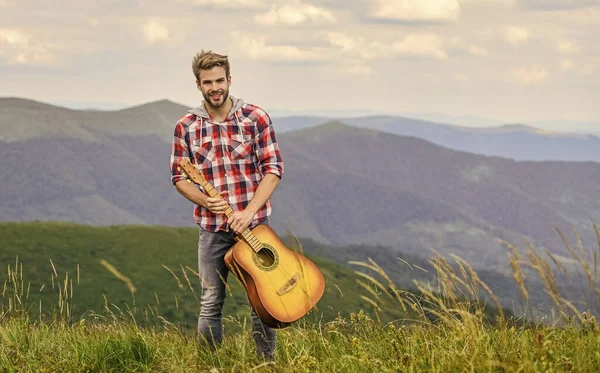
{"left": 177, "top": 167, "right": 181, "bottom": 171}
{"left": 187, "top": 179, "right": 191, "bottom": 183}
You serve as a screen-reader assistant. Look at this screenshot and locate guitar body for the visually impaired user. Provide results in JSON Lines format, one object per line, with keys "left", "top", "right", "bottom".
{"left": 224, "top": 224, "right": 325, "bottom": 328}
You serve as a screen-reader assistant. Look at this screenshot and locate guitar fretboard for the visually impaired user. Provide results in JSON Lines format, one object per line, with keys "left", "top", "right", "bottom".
{"left": 180, "top": 158, "right": 263, "bottom": 253}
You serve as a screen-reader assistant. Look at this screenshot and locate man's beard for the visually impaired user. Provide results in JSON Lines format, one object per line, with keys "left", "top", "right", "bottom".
{"left": 203, "top": 88, "right": 229, "bottom": 109}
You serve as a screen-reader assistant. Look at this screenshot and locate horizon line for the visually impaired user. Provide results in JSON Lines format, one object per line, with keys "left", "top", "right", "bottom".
{"left": 1, "top": 95, "right": 598, "bottom": 134}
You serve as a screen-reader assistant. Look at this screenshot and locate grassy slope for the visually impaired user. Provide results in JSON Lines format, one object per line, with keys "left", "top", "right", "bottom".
{"left": 4, "top": 223, "right": 600, "bottom": 371}
{"left": 1, "top": 308, "right": 599, "bottom": 372}
{"left": 0, "top": 222, "right": 409, "bottom": 327}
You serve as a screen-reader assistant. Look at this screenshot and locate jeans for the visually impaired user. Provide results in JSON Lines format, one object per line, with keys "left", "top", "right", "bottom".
{"left": 197, "top": 219, "right": 276, "bottom": 358}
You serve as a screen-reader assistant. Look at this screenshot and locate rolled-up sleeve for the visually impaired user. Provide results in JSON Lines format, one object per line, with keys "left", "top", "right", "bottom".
{"left": 170, "top": 120, "right": 189, "bottom": 185}
{"left": 254, "top": 112, "right": 284, "bottom": 179}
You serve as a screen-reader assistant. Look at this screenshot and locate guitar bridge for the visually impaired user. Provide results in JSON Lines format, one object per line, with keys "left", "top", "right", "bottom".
{"left": 277, "top": 273, "right": 301, "bottom": 296}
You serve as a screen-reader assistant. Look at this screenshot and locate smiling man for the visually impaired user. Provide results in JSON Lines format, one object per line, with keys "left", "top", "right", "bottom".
{"left": 169, "top": 50, "right": 284, "bottom": 359}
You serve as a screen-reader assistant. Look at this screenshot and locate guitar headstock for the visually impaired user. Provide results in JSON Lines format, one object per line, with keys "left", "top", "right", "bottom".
{"left": 178, "top": 158, "right": 208, "bottom": 187}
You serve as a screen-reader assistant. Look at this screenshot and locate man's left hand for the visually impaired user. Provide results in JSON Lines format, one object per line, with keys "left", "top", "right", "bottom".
{"left": 227, "top": 209, "right": 255, "bottom": 234}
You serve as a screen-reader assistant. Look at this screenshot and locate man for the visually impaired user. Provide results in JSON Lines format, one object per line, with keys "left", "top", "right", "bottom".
{"left": 169, "top": 50, "right": 284, "bottom": 359}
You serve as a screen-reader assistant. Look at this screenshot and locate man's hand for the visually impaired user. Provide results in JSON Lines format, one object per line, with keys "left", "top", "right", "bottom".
{"left": 206, "top": 191, "right": 229, "bottom": 214}
{"left": 227, "top": 208, "right": 255, "bottom": 234}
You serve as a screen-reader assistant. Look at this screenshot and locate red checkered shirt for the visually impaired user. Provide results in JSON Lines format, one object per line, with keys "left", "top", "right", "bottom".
{"left": 170, "top": 98, "right": 284, "bottom": 232}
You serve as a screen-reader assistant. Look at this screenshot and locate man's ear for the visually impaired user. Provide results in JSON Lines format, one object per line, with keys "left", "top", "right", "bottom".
{"left": 196, "top": 80, "right": 201, "bottom": 90}
{"left": 228, "top": 75, "right": 232, "bottom": 87}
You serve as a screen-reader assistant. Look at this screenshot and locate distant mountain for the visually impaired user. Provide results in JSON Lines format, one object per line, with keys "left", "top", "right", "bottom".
{"left": 2, "top": 97, "right": 600, "bottom": 274}
{"left": 272, "top": 121, "right": 600, "bottom": 267}
{"left": 274, "top": 116, "right": 600, "bottom": 163}
{"left": 0, "top": 97, "right": 188, "bottom": 143}
{"left": 530, "top": 120, "right": 600, "bottom": 137}
{"left": 4, "top": 97, "right": 599, "bottom": 162}
{"left": 394, "top": 112, "right": 600, "bottom": 137}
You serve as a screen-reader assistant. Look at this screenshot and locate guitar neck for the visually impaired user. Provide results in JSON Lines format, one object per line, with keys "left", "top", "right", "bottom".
{"left": 199, "top": 180, "right": 258, "bottom": 249}
{"left": 180, "top": 158, "right": 261, "bottom": 251}
{"left": 201, "top": 181, "right": 235, "bottom": 218}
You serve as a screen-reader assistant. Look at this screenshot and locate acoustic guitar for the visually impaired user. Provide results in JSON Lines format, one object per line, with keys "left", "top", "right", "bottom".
{"left": 178, "top": 158, "right": 325, "bottom": 328}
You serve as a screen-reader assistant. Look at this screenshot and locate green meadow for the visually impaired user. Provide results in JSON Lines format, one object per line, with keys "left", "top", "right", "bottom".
{"left": 2, "top": 222, "right": 600, "bottom": 372}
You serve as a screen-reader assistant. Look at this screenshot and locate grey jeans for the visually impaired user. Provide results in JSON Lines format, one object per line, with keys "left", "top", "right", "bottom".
{"left": 197, "top": 219, "right": 276, "bottom": 358}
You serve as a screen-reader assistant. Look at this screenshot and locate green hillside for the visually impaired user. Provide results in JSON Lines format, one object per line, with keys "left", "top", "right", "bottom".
{"left": 0, "top": 222, "right": 412, "bottom": 328}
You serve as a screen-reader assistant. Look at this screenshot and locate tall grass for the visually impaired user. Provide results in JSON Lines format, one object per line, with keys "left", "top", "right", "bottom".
{"left": 2, "top": 225, "right": 600, "bottom": 371}
{"left": 1, "top": 256, "right": 77, "bottom": 323}
{"left": 504, "top": 224, "right": 600, "bottom": 324}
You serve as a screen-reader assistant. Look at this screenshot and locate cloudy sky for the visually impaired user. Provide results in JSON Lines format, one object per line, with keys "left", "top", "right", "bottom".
{"left": 0, "top": 0, "right": 598, "bottom": 129}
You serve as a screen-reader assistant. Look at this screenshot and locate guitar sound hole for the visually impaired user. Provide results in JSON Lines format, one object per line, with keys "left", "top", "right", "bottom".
{"left": 255, "top": 246, "right": 276, "bottom": 267}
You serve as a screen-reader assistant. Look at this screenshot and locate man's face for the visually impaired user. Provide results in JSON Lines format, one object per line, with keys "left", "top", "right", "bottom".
{"left": 196, "top": 66, "right": 231, "bottom": 109}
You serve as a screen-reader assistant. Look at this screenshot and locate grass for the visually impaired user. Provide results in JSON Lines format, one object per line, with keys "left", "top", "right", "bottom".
{"left": 2, "top": 223, "right": 600, "bottom": 371}
{"left": 1, "top": 309, "right": 599, "bottom": 371}
{"left": 0, "top": 222, "right": 409, "bottom": 327}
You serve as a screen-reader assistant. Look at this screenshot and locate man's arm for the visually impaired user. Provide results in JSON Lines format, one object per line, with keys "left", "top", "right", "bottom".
{"left": 170, "top": 117, "right": 232, "bottom": 217}
{"left": 245, "top": 173, "right": 280, "bottom": 215}
{"left": 227, "top": 109, "right": 284, "bottom": 233}
{"left": 174, "top": 180, "right": 210, "bottom": 209}
{"left": 176, "top": 174, "right": 279, "bottom": 232}
{"left": 253, "top": 112, "right": 284, "bottom": 178}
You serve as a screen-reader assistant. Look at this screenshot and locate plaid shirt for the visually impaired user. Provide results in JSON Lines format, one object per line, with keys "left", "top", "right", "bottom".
{"left": 170, "top": 100, "right": 284, "bottom": 232}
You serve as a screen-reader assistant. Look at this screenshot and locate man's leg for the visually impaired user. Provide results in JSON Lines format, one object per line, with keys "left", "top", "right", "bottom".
{"left": 197, "top": 228, "right": 235, "bottom": 348}
{"left": 251, "top": 310, "right": 277, "bottom": 359}
{"left": 197, "top": 219, "right": 277, "bottom": 357}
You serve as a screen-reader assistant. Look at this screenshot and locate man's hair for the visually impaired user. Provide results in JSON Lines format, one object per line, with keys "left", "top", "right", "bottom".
{"left": 191, "top": 50, "right": 230, "bottom": 81}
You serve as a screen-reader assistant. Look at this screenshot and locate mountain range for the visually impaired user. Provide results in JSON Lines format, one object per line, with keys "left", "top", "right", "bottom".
{"left": 2, "top": 97, "right": 600, "bottom": 276}
{"left": 275, "top": 116, "right": 600, "bottom": 162}
{"left": 4, "top": 97, "right": 600, "bottom": 163}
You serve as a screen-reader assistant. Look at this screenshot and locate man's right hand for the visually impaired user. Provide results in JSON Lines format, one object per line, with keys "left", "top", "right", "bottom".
{"left": 206, "top": 191, "right": 229, "bottom": 214}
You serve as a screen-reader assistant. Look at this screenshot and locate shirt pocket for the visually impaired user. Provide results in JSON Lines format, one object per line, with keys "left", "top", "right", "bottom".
{"left": 229, "top": 133, "right": 254, "bottom": 161}
{"left": 192, "top": 136, "right": 216, "bottom": 166}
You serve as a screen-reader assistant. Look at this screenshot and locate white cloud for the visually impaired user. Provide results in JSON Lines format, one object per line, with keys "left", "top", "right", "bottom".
{"left": 341, "top": 62, "right": 373, "bottom": 76}
{"left": 370, "top": 0, "right": 461, "bottom": 22}
{"left": 236, "top": 34, "right": 327, "bottom": 62}
{"left": 393, "top": 33, "right": 448, "bottom": 59}
{"left": 327, "top": 32, "right": 447, "bottom": 60}
{"left": 87, "top": 18, "right": 100, "bottom": 27}
{"left": 142, "top": 19, "right": 170, "bottom": 43}
{"left": 557, "top": 40, "right": 582, "bottom": 55}
{"left": 187, "top": 0, "right": 266, "bottom": 9}
{"left": 255, "top": 3, "right": 336, "bottom": 26}
{"left": 517, "top": 0, "right": 600, "bottom": 11}
{"left": 580, "top": 64, "right": 596, "bottom": 76}
{"left": 0, "top": 29, "right": 56, "bottom": 65}
{"left": 455, "top": 73, "right": 467, "bottom": 81}
{"left": 504, "top": 26, "right": 529, "bottom": 46}
{"left": 466, "top": 0, "right": 514, "bottom": 3}
{"left": 449, "top": 37, "right": 488, "bottom": 57}
{"left": 467, "top": 44, "right": 488, "bottom": 57}
{"left": 512, "top": 65, "right": 548, "bottom": 83}
{"left": 561, "top": 59, "right": 575, "bottom": 70}
{"left": 327, "top": 33, "right": 356, "bottom": 52}
{"left": 326, "top": 33, "right": 389, "bottom": 59}
{"left": 0, "top": 29, "right": 27, "bottom": 45}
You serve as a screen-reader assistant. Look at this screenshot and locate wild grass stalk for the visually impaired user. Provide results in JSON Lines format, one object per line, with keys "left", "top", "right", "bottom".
{"left": 2, "top": 224, "right": 600, "bottom": 371}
